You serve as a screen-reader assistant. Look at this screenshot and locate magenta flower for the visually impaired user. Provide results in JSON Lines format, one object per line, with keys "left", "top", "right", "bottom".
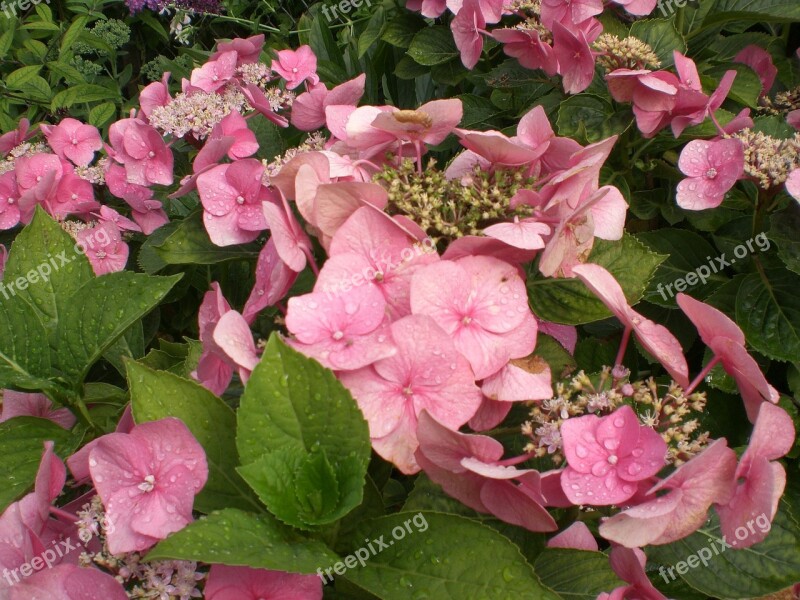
{"left": 0, "top": 390, "right": 76, "bottom": 429}
{"left": 788, "top": 169, "right": 800, "bottom": 201}
{"left": 0, "top": 118, "right": 33, "bottom": 156}
{"left": 40, "top": 118, "right": 102, "bottom": 167}
{"left": 242, "top": 239, "right": 298, "bottom": 323}
{"left": 286, "top": 284, "right": 396, "bottom": 371}
{"left": 76, "top": 222, "right": 128, "bottom": 276}
{"left": 559, "top": 405, "right": 667, "bottom": 505}
{"left": 734, "top": 45, "right": 777, "bottom": 97}
{"left": 598, "top": 547, "right": 668, "bottom": 600}
{"left": 212, "top": 34, "right": 265, "bottom": 65}
{"left": 540, "top": 0, "right": 602, "bottom": 28}
{"left": 492, "top": 28, "right": 558, "bottom": 76}
{"left": 194, "top": 283, "right": 235, "bottom": 395}
{"left": 86, "top": 417, "right": 208, "bottom": 554}
{"left": 271, "top": 45, "right": 319, "bottom": 90}
{"left": 547, "top": 522, "right": 598, "bottom": 551}
{"left": 410, "top": 256, "right": 538, "bottom": 380}
{"left": 190, "top": 50, "right": 238, "bottom": 93}
{"left": 610, "top": 0, "right": 657, "bottom": 15}
{"left": 0, "top": 171, "right": 20, "bottom": 230}
{"left": 212, "top": 310, "right": 260, "bottom": 385}
{"left": 8, "top": 564, "right": 127, "bottom": 600}
{"left": 196, "top": 159, "right": 269, "bottom": 246}
{"left": 291, "top": 74, "right": 366, "bottom": 131}
{"left": 14, "top": 153, "right": 63, "bottom": 218}
{"left": 599, "top": 439, "right": 737, "bottom": 547}
{"left": 415, "top": 410, "right": 558, "bottom": 531}
{"left": 572, "top": 264, "right": 690, "bottom": 386}
{"left": 676, "top": 139, "right": 744, "bottom": 210}
{"left": 677, "top": 293, "right": 779, "bottom": 421}
{"left": 451, "top": 0, "right": 486, "bottom": 70}
{"left": 716, "top": 403, "right": 795, "bottom": 547}
{"left": 340, "top": 316, "right": 482, "bottom": 474}
{"left": 552, "top": 22, "right": 597, "bottom": 95}
{"left": 108, "top": 118, "right": 174, "bottom": 187}
{"left": 218, "top": 110, "right": 259, "bottom": 160}
{"left": 205, "top": 565, "right": 322, "bottom": 600}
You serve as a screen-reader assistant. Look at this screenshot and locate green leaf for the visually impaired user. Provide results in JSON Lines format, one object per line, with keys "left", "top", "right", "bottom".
{"left": 0, "top": 296, "right": 51, "bottom": 388}
{"left": 55, "top": 273, "right": 181, "bottom": 381}
{"left": 88, "top": 102, "right": 117, "bottom": 128}
{"left": 528, "top": 234, "right": 666, "bottom": 325}
{"left": 557, "top": 94, "right": 629, "bottom": 145}
{"left": 342, "top": 512, "right": 559, "bottom": 599}
{"left": 309, "top": 14, "right": 346, "bottom": 71}
{"left": 46, "top": 61, "right": 86, "bottom": 85}
{"left": 127, "top": 361, "right": 259, "bottom": 513}
{"left": 358, "top": 6, "right": 386, "bottom": 58}
{"left": 457, "top": 94, "right": 505, "bottom": 131}
{"left": 407, "top": 27, "right": 459, "bottom": 66}
{"left": 146, "top": 508, "right": 339, "bottom": 573}
{"left": 769, "top": 204, "right": 800, "bottom": 276}
{"left": 636, "top": 229, "right": 728, "bottom": 308}
{"left": 534, "top": 334, "right": 577, "bottom": 380}
{"left": 629, "top": 18, "right": 685, "bottom": 68}
{"left": 0, "top": 28, "right": 15, "bottom": 61}
{"left": 703, "top": 0, "right": 800, "bottom": 24}
{"left": 735, "top": 269, "right": 800, "bottom": 362}
{"left": 153, "top": 212, "right": 258, "bottom": 266}
{"left": 236, "top": 335, "right": 371, "bottom": 528}
{"left": 5, "top": 65, "right": 42, "bottom": 90}
{"left": 19, "top": 76, "right": 52, "bottom": 103}
{"left": 534, "top": 549, "right": 625, "bottom": 599}
{"left": 0, "top": 417, "right": 81, "bottom": 513}
{"left": 381, "top": 13, "right": 425, "bottom": 48}
{"left": 2, "top": 208, "right": 94, "bottom": 337}
{"left": 51, "top": 84, "right": 119, "bottom": 110}
{"left": 60, "top": 16, "right": 89, "bottom": 55}
{"left": 647, "top": 500, "right": 800, "bottom": 599}
{"left": 706, "top": 64, "right": 761, "bottom": 108}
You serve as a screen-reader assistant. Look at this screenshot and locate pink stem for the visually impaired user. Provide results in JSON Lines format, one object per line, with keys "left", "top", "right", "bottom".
{"left": 685, "top": 355, "right": 722, "bottom": 395}
{"left": 614, "top": 326, "right": 633, "bottom": 368}
{"left": 498, "top": 452, "right": 536, "bottom": 467}
{"left": 303, "top": 246, "right": 319, "bottom": 276}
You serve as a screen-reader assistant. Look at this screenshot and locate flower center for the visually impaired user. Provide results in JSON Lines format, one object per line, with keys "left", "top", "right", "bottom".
{"left": 332, "top": 330, "right": 344, "bottom": 341}
{"left": 148, "top": 151, "right": 156, "bottom": 158}
{"left": 461, "top": 315, "right": 472, "bottom": 326}
{"left": 607, "top": 454, "right": 618, "bottom": 465}
{"left": 706, "top": 168, "right": 718, "bottom": 179}
{"left": 236, "top": 195, "right": 245, "bottom": 205}
{"left": 138, "top": 474, "right": 156, "bottom": 493}
{"left": 402, "top": 386, "right": 414, "bottom": 396}
{"left": 71, "top": 139, "right": 79, "bottom": 145}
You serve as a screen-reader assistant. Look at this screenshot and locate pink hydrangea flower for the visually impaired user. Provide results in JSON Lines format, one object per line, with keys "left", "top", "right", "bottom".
{"left": 676, "top": 139, "right": 744, "bottom": 210}
{"left": 734, "top": 45, "right": 777, "bottom": 97}
{"left": 271, "top": 45, "right": 319, "bottom": 90}
{"left": 410, "top": 256, "right": 538, "bottom": 380}
{"left": 190, "top": 50, "right": 238, "bottom": 93}
{"left": 480, "top": 356, "right": 553, "bottom": 402}
{"left": 677, "top": 293, "right": 779, "bottom": 421}
{"left": 572, "top": 264, "right": 689, "bottom": 387}
{"left": 40, "top": 118, "right": 102, "bottom": 167}
{"left": 218, "top": 110, "right": 258, "bottom": 160}
{"left": 85, "top": 417, "right": 208, "bottom": 554}
{"left": 212, "top": 310, "right": 260, "bottom": 385}
{"left": 196, "top": 159, "right": 269, "bottom": 246}
{"left": 451, "top": 0, "right": 486, "bottom": 70}
{"left": 194, "top": 282, "right": 235, "bottom": 395}
{"left": 261, "top": 196, "right": 313, "bottom": 273}
{"left": 716, "top": 403, "right": 795, "bottom": 547}
{"left": 0, "top": 390, "right": 76, "bottom": 429}
{"left": 559, "top": 405, "right": 667, "bottom": 505}
{"left": 610, "top": 0, "right": 657, "bottom": 15}
{"left": 14, "top": 153, "right": 63, "bottom": 219}
{"left": 96, "top": 205, "right": 142, "bottom": 233}
{"left": 291, "top": 74, "right": 366, "bottom": 131}
{"left": 540, "top": 0, "right": 602, "bottom": 28}
{"left": 205, "top": 565, "right": 322, "bottom": 600}
{"left": 212, "top": 34, "right": 265, "bottom": 65}
{"left": 8, "top": 564, "right": 128, "bottom": 600}
{"left": 0, "top": 171, "right": 20, "bottom": 230}
{"left": 482, "top": 217, "right": 550, "bottom": 250}
{"left": 242, "top": 239, "right": 298, "bottom": 323}
{"left": 598, "top": 547, "right": 667, "bottom": 600}
{"left": 414, "top": 410, "right": 558, "bottom": 531}
{"left": 286, "top": 284, "right": 396, "bottom": 371}
{"left": 139, "top": 72, "right": 171, "bottom": 121}
{"left": 599, "top": 439, "right": 737, "bottom": 547}
{"left": 0, "top": 118, "right": 33, "bottom": 156}
{"left": 108, "top": 118, "right": 174, "bottom": 187}
{"left": 547, "top": 522, "right": 598, "bottom": 550}
{"left": 492, "top": 28, "right": 558, "bottom": 76}
{"left": 76, "top": 222, "right": 129, "bottom": 276}
{"left": 552, "top": 21, "right": 598, "bottom": 95}
{"left": 340, "top": 316, "right": 483, "bottom": 474}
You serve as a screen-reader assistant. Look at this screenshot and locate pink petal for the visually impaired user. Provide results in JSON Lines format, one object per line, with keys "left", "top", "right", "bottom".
{"left": 547, "top": 522, "right": 599, "bottom": 551}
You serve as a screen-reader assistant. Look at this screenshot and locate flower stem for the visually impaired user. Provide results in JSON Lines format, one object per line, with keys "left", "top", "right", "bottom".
{"left": 685, "top": 355, "right": 722, "bottom": 395}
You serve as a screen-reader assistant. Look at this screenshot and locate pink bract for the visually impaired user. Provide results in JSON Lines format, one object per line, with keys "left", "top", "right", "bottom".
{"left": 676, "top": 139, "right": 744, "bottom": 210}
{"left": 205, "top": 564, "right": 322, "bottom": 600}
{"left": 0, "top": 390, "right": 76, "bottom": 429}
{"left": 40, "top": 118, "right": 102, "bottom": 167}
{"left": 272, "top": 45, "right": 319, "bottom": 90}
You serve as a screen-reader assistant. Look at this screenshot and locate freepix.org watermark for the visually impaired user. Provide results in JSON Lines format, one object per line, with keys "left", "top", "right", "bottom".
{"left": 658, "top": 512, "right": 771, "bottom": 584}
{"left": 317, "top": 512, "right": 429, "bottom": 584}
{"left": 1, "top": 0, "right": 49, "bottom": 19}
{"left": 320, "top": 0, "right": 373, "bottom": 23}
{"left": 0, "top": 226, "right": 110, "bottom": 301}
{"left": 656, "top": 232, "right": 770, "bottom": 301}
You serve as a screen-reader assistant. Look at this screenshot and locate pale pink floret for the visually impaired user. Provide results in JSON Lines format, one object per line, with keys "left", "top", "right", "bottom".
{"left": 97, "top": 205, "right": 142, "bottom": 233}
{"left": 560, "top": 405, "right": 667, "bottom": 506}
{"left": 196, "top": 159, "right": 269, "bottom": 246}
{"left": 552, "top": 22, "right": 596, "bottom": 95}
{"left": 547, "top": 522, "right": 598, "bottom": 550}
{"left": 14, "top": 153, "right": 63, "bottom": 221}
{"left": 315, "top": 207, "right": 439, "bottom": 318}
{"left": 205, "top": 564, "right": 322, "bottom": 600}
{"left": 410, "top": 256, "right": 538, "bottom": 380}
{"left": 341, "top": 316, "right": 482, "bottom": 474}
{"left": 0, "top": 390, "right": 76, "bottom": 429}
{"left": 139, "top": 72, "right": 171, "bottom": 120}
{"left": 108, "top": 119, "right": 174, "bottom": 187}
{"left": 676, "top": 139, "right": 744, "bottom": 210}
{"left": 190, "top": 50, "right": 238, "bottom": 93}
{"left": 786, "top": 169, "right": 800, "bottom": 201}
{"left": 0, "top": 171, "right": 21, "bottom": 230}
{"left": 291, "top": 74, "right": 366, "bottom": 131}
{"left": 611, "top": 0, "right": 657, "bottom": 15}
{"left": 492, "top": 28, "right": 558, "bottom": 76}
{"left": 482, "top": 217, "right": 550, "bottom": 250}
{"left": 194, "top": 283, "right": 234, "bottom": 395}
{"left": 242, "top": 239, "right": 298, "bottom": 323}
{"left": 87, "top": 417, "right": 208, "bottom": 554}
{"left": 8, "top": 564, "right": 128, "bottom": 600}
{"left": 0, "top": 118, "right": 33, "bottom": 156}
{"left": 676, "top": 293, "right": 779, "bottom": 421}
{"left": 40, "top": 118, "right": 102, "bottom": 167}
{"left": 218, "top": 110, "right": 259, "bottom": 160}
{"left": 540, "top": 0, "right": 602, "bottom": 28}
{"left": 212, "top": 310, "right": 260, "bottom": 385}
{"left": 371, "top": 99, "right": 464, "bottom": 148}
{"left": 599, "top": 439, "right": 737, "bottom": 547}
{"left": 597, "top": 547, "right": 667, "bottom": 600}
{"left": 272, "top": 45, "right": 319, "bottom": 90}
{"left": 571, "top": 264, "right": 690, "bottom": 387}
{"left": 451, "top": 0, "right": 486, "bottom": 70}
{"left": 286, "top": 284, "right": 396, "bottom": 371}
{"left": 76, "top": 222, "right": 129, "bottom": 276}
{"left": 716, "top": 403, "right": 795, "bottom": 547}
{"left": 261, "top": 197, "right": 312, "bottom": 273}
{"left": 481, "top": 360, "right": 552, "bottom": 402}
{"left": 212, "top": 34, "right": 265, "bottom": 65}
{"left": 414, "top": 410, "right": 558, "bottom": 531}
